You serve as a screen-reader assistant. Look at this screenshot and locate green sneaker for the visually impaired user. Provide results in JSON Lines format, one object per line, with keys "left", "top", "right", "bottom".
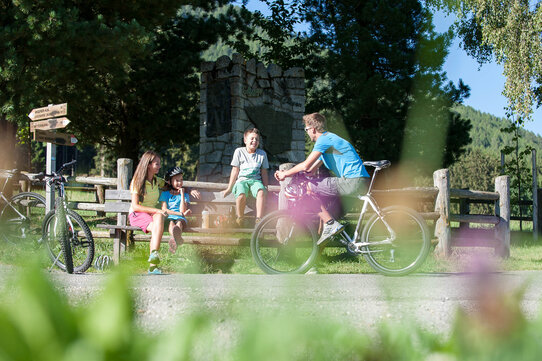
{"left": 148, "top": 266, "right": 162, "bottom": 275}
{"left": 147, "top": 250, "right": 160, "bottom": 265}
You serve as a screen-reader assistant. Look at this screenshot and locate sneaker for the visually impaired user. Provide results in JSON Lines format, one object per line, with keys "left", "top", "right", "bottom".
{"left": 255, "top": 217, "right": 262, "bottom": 226}
{"left": 235, "top": 217, "right": 245, "bottom": 228}
{"left": 147, "top": 250, "right": 160, "bottom": 265}
{"left": 317, "top": 220, "right": 344, "bottom": 246}
{"left": 148, "top": 266, "right": 162, "bottom": 275}
{"left": 305, "top": 267, "right": 318, "bottom": 275}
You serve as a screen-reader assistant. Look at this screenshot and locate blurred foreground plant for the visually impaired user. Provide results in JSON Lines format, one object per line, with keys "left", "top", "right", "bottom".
{"left": 0, "top": 266, "right": 541, "bottom": 360}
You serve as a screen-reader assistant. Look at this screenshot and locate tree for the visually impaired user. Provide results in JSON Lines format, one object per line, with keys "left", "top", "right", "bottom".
{"left": 427, "top": 0, "right": 542, "bottom": 123}
{"left": 0, "top": 0, "right": 240, "bottom": 163}
{"left": 300, "top": 0, "right": 472, "bottom": 173}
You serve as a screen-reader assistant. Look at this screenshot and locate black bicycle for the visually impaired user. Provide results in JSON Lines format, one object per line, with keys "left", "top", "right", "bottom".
{"left": 40, "top": 160, "right": 94, "bottom": 273}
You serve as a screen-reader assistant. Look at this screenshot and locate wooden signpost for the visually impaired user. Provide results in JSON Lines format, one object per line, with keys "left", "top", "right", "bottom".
{"left": 29, "top": 117, "right": 70, "bottom": 132}
{"left": 28, "top": 103, "right": 76, "bottom": 211}
{"left": 28, "top": 103, "right": 68, "bottom": 121}
{"left": 33, "top": 129, "right": 78, "bottom": 146}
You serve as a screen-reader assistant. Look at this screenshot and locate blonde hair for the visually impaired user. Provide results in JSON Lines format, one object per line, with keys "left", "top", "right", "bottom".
{"left": 302, "top": 112, "right": 326, "bottom": 132}
{"left": 130, "top": 150, "right": 160, "bottom": 199}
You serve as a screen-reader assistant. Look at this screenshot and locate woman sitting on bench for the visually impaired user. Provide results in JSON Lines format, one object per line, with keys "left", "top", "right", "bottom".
{"left": 128, "top": 150, "right": 167, "bottom": 274}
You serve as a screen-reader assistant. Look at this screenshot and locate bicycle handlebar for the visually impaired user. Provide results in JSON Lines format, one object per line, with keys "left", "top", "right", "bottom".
{"left": 36, "top": 160, "right": 77, "bottom": 184}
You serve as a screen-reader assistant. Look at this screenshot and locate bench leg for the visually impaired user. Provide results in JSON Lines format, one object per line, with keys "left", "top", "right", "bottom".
{"left": 112, "top": 229, "right": 127, "bottom": 264}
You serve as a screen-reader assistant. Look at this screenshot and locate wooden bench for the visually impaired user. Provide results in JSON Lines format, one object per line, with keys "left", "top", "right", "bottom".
{"left": 97, "top": 185, "right": 279, "bottom": 264}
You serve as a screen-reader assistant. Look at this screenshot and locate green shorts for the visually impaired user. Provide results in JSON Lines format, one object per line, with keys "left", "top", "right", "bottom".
{"left": 233, "top": 179, "right": 267, "bottom": 199}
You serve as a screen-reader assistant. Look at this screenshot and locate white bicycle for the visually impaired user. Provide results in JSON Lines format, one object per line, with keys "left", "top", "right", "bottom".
{"left": 250, "top": 160, "right": 431, "bottom": 276}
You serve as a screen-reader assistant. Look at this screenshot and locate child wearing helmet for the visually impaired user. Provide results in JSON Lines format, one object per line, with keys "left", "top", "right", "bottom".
{"left": 222, "top": 127, "right": 269, "bottom": 226}
{"left": 159, "top": 166, "right": 200, "bottom": 254}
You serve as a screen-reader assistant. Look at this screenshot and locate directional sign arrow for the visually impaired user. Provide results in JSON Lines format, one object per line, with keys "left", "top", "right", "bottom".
{"left": 30, "top": 117, "right": 70, "bottom": 132}
{"left": 28, "top": 103, "right": 67, "bottom": 121}
{"left": 33, "top": 130, "right": 78, "bottom": 146}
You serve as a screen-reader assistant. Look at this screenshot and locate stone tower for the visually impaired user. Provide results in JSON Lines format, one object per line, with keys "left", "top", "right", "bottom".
{"left": 198, "top": 53, "right": 306, "bottom": 182}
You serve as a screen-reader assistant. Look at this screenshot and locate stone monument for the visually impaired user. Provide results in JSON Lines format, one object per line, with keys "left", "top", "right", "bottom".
{"left": 198, "top": 53, "right": 306, "bottom": 182}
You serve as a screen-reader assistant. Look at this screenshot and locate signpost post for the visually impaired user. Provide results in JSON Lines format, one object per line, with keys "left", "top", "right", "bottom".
{"left": 28, "top": 103, "right": 74, "bottom": 212}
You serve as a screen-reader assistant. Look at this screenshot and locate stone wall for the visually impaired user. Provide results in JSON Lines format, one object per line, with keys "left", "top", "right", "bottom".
{"left": 198, "top": 53, "right": 306, "bottom": 182}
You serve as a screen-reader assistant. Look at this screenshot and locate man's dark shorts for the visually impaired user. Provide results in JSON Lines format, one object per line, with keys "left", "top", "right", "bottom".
{"left": 308, "top": 177, "right": 369, "bottom": 197}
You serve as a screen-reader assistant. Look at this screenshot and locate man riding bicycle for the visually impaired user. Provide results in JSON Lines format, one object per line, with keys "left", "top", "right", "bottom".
{"left": 274, "top": 112, "right": 371, "bottom": 246}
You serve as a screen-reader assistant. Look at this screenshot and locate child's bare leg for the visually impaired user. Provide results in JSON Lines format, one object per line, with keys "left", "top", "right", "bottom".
{"left": 256, "top": 189, "right": 265, "bottom": 219}
{"left": 167, "top": 220, "right": 180, "bottom": 254}
{"left": 172, "top": 220, "right": 184, "bottom": 244}
{"left": 148, "top": 213, "right": 165, "bottom": 266}
{"left": 236, "top": 193, "right": 246, "bottom": 218}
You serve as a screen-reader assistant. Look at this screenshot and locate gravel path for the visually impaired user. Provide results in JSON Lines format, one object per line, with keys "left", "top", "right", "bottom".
{"left": 2, "top": 265, "right": 541, "bottom": 337}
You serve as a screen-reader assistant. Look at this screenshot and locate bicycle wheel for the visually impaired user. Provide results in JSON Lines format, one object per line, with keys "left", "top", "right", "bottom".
{"left": 42, "top": 201, "right": 74, "bottom": 273}
{"left": 361, "top": 206, "right": 430, "bottom": 276}
{"left": 43, "top": 208, "right": 94, "bottom": 273}
{"left": 251, "top": 210, "right": 319, "bottom": 274}
{"left": 0, "top": 192, "right": 46, "bottom": 244}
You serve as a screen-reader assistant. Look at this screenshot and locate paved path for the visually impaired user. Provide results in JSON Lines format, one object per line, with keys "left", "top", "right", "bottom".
{"left": 2, "top": 266, "right": 541, "bottom": 336}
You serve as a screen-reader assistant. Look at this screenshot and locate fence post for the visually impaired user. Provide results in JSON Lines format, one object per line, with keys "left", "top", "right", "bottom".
{"left": 538, "top": 189, "right": 542, "bottom": 235}
{"left": 495, "top": 175, "right": 510, "bottom": 258}
{"left": 95, "top": 184, "right": 105, "bottom": 218}
{"left": 433, "top": 169, "right": 451, "bottom": 257}
{"left": 114, "top": 158, "right": 133, "bottom": 263}
{"left": 459, "top": 188, "right": 470, "bottom": 231}
{"left": 278, "top": 163, "right": 296, "bottom": 210}
{"left": 532, "top": 149, "right": 538, "bottom": 240}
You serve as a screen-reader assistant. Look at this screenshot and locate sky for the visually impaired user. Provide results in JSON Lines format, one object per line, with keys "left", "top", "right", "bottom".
{"left": 239, "top": 0, "right": 542, "bottom": 137}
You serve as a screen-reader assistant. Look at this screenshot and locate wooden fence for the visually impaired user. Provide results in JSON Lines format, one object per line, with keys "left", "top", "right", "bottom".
{"left": 11, "top": 159, "right": 511, "bottom": 258}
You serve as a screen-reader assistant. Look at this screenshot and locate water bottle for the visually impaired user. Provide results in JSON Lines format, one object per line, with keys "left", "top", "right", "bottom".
{"left": 202, "top": 210, "right": 210, "bottom": 228}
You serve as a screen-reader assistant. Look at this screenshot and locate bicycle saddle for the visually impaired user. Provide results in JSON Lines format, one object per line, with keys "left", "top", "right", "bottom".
{"left": 363, "top": 160, "right": 391, "bottom": 169}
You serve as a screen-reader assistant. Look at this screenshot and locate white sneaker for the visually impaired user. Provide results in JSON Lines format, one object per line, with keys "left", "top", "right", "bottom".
{"left": 317, "top": 220, "right": 344, "bottom": 246}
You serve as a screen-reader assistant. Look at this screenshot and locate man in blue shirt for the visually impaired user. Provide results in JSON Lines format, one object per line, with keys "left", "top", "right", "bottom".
{"left": 274, "top": 112, "right": 370, "bottom": 246}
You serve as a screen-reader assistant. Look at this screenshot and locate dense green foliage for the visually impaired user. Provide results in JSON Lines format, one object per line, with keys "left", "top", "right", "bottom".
{"left": 0, "top": 0, "right": 240, "bottom": 162}
{"left": 427, "top": 0, "right": 542, "bottom": 122}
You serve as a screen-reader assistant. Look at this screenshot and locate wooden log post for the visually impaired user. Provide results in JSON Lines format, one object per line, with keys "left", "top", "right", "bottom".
{"left": 459, "top": 188, "right": 470, "bottom": 231}
{"left": 532, "top": 149, "right": 538, "bottom": 240}
{"left": 95, "top": 184, "right": 105, "bottom": 217}
{"left": 114, "top": 158, "right": 133, "bottom": 263}
{"left": 495, "top": 175, "right": 510, "bottom": 258}
{"left": 277, "top": 163, "right": 296, "bottom": 244}
{"left": 433, "top": 169, "right": 451, "bottom": 257}
{"left": 538, "top": 188, "right": 542, "bottom": 235}
{"left": 278, "top": 163, "right": 296, "bottom": 210}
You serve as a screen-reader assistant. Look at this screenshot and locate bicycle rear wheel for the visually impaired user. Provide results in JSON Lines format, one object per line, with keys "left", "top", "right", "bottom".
{"left": 0, "top": 192, "right": 46, "bottom": 244}
{"left": 250, "top": 210, "right": 319, "bottom": 274}
{"left": 361, "top": 206, "right": 430, "bottom": 276}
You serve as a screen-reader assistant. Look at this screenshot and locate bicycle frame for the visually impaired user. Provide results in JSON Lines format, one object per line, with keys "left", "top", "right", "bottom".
{"left": 0, "top": 174, "right": 30, "bottom": 222}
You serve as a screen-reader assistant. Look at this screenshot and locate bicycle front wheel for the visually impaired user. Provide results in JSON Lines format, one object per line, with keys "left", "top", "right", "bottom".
{"left": 361, "top": 206, "right": 430, "bottom": 276}
{"left": 43, "top": 205, "right": 77, "bottom": 273}
{"left": 251, "top": 210, "right": 319, "bottom": 274}
{"left": 0, "top": 192, "right": 46, "bottom": 245}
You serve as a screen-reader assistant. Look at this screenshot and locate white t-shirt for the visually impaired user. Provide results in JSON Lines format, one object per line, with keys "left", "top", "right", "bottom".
{"left": 231, "top": 147, "right": 269, "bottom": 181}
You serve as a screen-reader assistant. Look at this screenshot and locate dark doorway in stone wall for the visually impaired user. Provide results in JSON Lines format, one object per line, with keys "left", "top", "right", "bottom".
{"left": 206, "top": 79, "right": 231, "bottom": 138}
{"left": 245, "top": 105, "right": 294, "bottom": 163}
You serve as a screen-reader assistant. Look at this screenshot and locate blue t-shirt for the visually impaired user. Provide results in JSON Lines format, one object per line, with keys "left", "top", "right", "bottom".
{"left": 159, "top": 190, "right": 190, "bottom": 221}
{"left": 313, "top": 132, "right": 370, "bottom": 178}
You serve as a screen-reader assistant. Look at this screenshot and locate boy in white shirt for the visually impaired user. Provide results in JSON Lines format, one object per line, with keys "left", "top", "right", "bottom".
{"left": 222, "top": 128, "right": 269, "bottom": 226}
